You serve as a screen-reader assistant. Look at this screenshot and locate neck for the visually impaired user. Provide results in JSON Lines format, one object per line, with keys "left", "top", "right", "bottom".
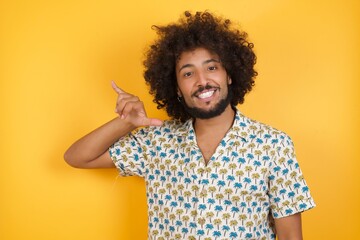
{"left": 193, "top": 105, "right": 235, "bottom": 134}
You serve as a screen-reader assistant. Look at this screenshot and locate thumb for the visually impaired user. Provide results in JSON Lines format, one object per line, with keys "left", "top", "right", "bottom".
{"left": 142, "top": 117, "right": 163, "bottom": 127}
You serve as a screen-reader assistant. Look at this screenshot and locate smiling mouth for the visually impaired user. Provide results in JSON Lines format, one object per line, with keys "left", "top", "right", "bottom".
{"left": 193, "top": 84, "right": 219, "bottom": 99}
{"left": 197, "top": 90, "right": 216, "bottom": 99}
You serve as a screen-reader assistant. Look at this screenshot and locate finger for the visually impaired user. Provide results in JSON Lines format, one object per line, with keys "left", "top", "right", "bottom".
{"left": 115, "top": 96, "right": 140, "bottom": 115}
{"left": 130, "top": 103, "right": 163, "bottom": 126}
{"left": 120, "top": 100, "right": 142, "bottom": 119}
{"left": 111, "top": 80, "right": 124, "bottom": 94}
{"left": 144, "top": 118, "right": 163, "bottom": 127}
{"left": 116, "top": 95, "right": 139, "bottom": 106}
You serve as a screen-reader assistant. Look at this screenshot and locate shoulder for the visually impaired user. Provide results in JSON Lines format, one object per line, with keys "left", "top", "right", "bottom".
{"left": 237, "top": 111, "right": 293, "bottom": 144}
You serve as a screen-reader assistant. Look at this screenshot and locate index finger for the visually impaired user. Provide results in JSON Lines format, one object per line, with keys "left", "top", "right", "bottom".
{"left": 111, "top": 80, "right": 124, "bottom": 94}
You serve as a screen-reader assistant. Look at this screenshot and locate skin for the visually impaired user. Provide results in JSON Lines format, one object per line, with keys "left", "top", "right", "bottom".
{"left": 176, "top": 48, "right": 232, "bottom": 113}
{"left": 275, "top": 213, "right": 303, "bottom": 240}
{"left": 63, "top": 81, "right": 162, "bottom": 168}
{"left": 64, "top": 47, "right": 304, "bottom": 239}
{"left": 175, "top": 47, "right": 234, "bottom": 164}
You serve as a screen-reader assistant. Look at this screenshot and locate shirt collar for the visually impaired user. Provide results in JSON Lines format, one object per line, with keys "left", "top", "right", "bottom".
{"left": 228, "top": 108, "right": 252, "bottom": 142}
{"left": 173, "top": 108, "right": 252, "bottom": 141}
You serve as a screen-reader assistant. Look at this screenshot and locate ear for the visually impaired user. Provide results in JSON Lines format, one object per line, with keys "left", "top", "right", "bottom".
{"left": 177, "top": 87, "right": 182, "bottom": 97}
{"left": 227, "top": 75, "right": 232, "bottom": 85}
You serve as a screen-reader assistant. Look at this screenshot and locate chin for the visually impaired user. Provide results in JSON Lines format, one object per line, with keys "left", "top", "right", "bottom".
{"left": 184, "top": 99, "right": 230, "bottom": 119}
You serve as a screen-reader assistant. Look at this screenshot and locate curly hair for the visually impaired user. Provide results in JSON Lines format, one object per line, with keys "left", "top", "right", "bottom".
{"left": 143, "top": 11, "right": 257, "bottom": 122}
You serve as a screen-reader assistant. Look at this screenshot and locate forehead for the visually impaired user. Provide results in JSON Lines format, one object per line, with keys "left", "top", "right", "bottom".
{"left": 176, "top": 48, "right": 220, "bottom": 67}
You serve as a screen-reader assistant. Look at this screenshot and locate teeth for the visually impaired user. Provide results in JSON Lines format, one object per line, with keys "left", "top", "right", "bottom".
{"left": 198, "top": 90, "right": 215, "bottom": 99}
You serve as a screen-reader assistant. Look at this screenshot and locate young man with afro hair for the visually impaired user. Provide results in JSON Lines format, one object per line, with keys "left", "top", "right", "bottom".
{"left": 65, "top": 11, "right": 315, "bottom": 240}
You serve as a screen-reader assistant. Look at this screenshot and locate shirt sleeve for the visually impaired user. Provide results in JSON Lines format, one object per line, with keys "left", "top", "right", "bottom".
{"left": 109, "top": 127, "right": 151, "bottom": 178}
{"left": 268, "top": 133, "right": 316, "bottom": 218}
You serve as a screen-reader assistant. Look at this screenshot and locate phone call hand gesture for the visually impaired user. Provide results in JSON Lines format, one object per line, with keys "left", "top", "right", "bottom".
{"left": 111, "top": 81, "right": 163, "bottom": 127}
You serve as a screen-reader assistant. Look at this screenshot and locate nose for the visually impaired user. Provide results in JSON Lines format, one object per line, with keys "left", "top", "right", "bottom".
{"left": 195, "top": 70, "right": 208, "bottom": 87}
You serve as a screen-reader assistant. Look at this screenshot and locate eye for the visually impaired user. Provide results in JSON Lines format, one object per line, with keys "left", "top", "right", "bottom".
{"left": 208, "top": 66, "right": 217, "bottom": 71}
{"left": 183, "top": 72, "right": 193, "bottom": 77}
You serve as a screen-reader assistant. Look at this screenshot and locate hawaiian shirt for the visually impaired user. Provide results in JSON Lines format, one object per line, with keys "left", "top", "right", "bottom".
{"left": 109, "top": 109, "right": 315, "bottom": 240}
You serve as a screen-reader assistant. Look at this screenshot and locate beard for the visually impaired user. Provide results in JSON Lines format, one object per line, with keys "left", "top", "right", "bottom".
{"left": 182, "top": 86, "right": 233, "bottom": 119}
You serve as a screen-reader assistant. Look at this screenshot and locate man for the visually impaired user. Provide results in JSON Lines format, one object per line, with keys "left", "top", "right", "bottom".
{"left": 64, "top": 11, "right": 315, "bottom": 240}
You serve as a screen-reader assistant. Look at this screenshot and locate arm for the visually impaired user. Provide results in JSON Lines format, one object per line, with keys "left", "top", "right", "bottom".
{"left": 274, "top": 213, "right": 303, "bottom": 240}
{"left": 64, "top": 117, "right": 135, "bottom": 168}
{"left": 64, "top": 81, "right": 163, "bottom": 168}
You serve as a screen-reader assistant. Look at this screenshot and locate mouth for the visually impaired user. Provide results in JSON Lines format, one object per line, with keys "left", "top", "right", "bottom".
{"left": 197, "top": 90, "right": 216, "bottom": 99}
{"left": 193, "top": 87, "right": 220, "bottom": 103}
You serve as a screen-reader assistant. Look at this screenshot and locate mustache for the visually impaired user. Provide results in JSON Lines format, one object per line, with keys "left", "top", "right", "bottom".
{"left": 192, "top": 84, "right": 219, "bottom": 97}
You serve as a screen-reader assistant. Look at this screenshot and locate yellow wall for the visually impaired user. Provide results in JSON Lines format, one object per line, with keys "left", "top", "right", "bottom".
{"left": 1, "top": 0, "right": 359, "bottom": 239}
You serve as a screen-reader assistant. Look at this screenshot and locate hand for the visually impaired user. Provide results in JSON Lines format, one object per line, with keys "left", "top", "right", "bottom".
{"left": 111, "top": 81, "right": 163, "bottom": 127}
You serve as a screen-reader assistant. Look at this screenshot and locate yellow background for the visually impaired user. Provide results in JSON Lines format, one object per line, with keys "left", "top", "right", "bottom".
{"left": 1, "top": 0, "right": 359, "bottom": 239}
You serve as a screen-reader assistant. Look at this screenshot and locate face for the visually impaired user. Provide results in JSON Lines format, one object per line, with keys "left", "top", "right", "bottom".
{"left": 175, "top": 47, "right": 232, "bottom": 119}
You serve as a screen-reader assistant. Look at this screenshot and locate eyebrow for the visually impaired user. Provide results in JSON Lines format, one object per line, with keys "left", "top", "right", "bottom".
{"left": 178, "top": 58, "right": 220, "bottom": 73}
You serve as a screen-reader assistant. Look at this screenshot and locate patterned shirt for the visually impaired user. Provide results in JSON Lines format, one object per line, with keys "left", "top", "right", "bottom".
{"left": 109, "top": 109, "right": 315, "bottom": 240}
